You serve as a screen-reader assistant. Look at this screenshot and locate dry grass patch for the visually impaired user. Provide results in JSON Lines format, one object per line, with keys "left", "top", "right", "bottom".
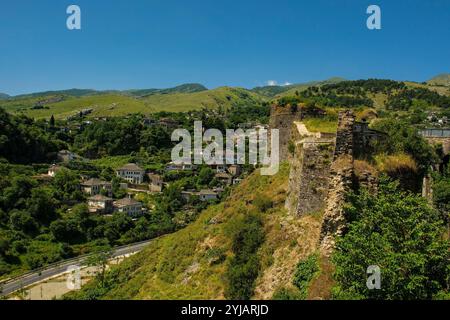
{"left": 374, "top": 153, "right": 418, "bottom": 174}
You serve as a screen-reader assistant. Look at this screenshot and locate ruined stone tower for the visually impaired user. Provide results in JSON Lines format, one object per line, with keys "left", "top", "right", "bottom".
{"left": 269, "top": 104, "right": 303, "bottom": 162}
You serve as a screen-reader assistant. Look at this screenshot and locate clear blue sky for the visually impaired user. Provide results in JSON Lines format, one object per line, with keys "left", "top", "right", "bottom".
{"left": 0, "top": 0, "right": 449, "bottom": 95}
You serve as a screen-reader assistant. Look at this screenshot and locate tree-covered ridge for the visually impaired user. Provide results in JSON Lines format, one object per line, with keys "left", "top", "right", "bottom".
{"left": 298, "top": 79, "right": 405, "bottom": 108}
{"left": 275, "top": 79, "right": 450, "bottom": 112}
{"left": 386, "top": 87, "right": 450, "bottom": 110}
{"left": 0, "top": 108, "right": 66, "bottom": 164}
{"left": 72, "top": 116, "right": 172, "bottom": 158}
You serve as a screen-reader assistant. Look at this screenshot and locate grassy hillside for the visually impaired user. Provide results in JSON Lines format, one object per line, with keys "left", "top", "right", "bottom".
{"left": 427, "top": 73, "right": 450, "bottom": 87}
{"left": 65, "top": 163, "right": 322, "bottom": 300}
{"left": 1, "top": 87, "right": 264, "bottom": 120}
{"left": 126, "top": 83, "right": 207, "bottom": 97}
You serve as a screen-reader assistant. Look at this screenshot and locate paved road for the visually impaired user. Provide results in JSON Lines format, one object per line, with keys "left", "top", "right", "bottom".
{"left": 0, "top": 240, "right": 153, "bottom": 297}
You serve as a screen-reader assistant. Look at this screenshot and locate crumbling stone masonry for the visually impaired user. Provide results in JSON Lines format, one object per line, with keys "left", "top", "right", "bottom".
{"left": 319, "top": 111, "right": 356, "bottom": 256}
{"left": 285, "top": 122, "right": 335, "bottom": 216}
{"left": 274, "top": 107, "right": 380, "bottom": 256}
{"left": 269, "top": 105, "right": 303, "bottom": 162}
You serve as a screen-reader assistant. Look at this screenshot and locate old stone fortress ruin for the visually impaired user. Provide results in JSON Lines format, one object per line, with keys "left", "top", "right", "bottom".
{"left": 269, "top": 104, "right": 387, "bottom": 256}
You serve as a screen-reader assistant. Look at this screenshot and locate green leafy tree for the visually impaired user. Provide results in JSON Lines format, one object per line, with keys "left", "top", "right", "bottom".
{"left": 333, "top": 178, "right": 450, "bottom": 300}
{"left": 52, "top": 169, "right": 83, "bottom": 201}
{"left": 225, "top": 214, "right": 265, "bottom": 299}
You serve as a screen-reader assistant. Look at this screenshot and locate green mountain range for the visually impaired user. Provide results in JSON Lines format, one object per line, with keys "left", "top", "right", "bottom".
{"left": 1, "top": 75, "right": 448, "bottom": 120}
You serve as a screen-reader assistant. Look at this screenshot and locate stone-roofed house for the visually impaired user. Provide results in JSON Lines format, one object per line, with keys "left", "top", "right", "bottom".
{"left": 113, "top": 197, "right": 144, "bottom": 217}
{"left": 81, "top": 178, "right": 112, "bottom": 196}
{"left": 116, "top": 163, "right": 145, "bottom": 184}
{"left": 88, "top": 194, "right": 113, "bottom": 214}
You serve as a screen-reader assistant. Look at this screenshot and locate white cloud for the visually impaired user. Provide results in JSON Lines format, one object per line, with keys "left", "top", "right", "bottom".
{"left": 266, "top": 80, "right": 292, "bottom": 87}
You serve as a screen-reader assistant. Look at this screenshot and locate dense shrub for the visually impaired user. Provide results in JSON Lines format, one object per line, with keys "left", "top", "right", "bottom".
{"left": 333, "top": 178, "right": 450, "bottom": 299}
{"left": 225, "top": 214, "right": 265, "bottom": 299}
{"left": 292, "top": 254, "right": 319, "bottom": 298}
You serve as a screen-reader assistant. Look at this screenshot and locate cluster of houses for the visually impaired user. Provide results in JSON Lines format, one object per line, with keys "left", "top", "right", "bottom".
{"left": 46, "top": 156, "right": 245, "bottom": 217}
{"left": 47, "top": 163, "right": 146, "bottom": 217}
{"left": 165, "top": 163, "right": 243, "bottom": 186}
{"left": 165, "top": 162, "right": 244, "bottom": 202}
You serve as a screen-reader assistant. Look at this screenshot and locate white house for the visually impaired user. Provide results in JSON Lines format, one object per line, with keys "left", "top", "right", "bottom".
{"left": 81, "top": 178, "right": 112, "bottom": 196}
{"left": 116, "top": 163, "right": 145, "bottom": 184}
{"left": 113, "top": 197, "right": 143, "bottom": 217}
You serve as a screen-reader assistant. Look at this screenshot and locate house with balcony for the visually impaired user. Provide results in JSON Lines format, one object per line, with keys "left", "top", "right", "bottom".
{"left": 116, "top": 163, "right": 145, "bottom": 184}
{"left": 81, "top": 178, "right": 112, "bottom": 197}
{"left": 113, "top": 197, "right": 144, "bottom": 217}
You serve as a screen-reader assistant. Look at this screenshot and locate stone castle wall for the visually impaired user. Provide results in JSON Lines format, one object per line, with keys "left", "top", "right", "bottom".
{"left": 285, "top": 121, "right": 335, "bottom": 216}
{"left": 319, "top": 111, "right": 356, "bottom": 256}
{"left": 274, "top": 108, "right": 374, "bottom": 256}
{"left": 269, "top": 105, "right": 303, "bottom": 162}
